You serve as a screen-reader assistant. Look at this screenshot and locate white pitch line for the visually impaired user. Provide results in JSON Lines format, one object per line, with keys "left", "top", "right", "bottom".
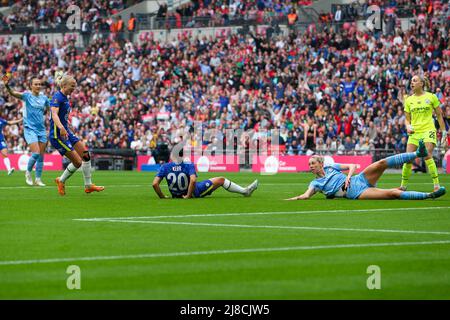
{"left": 1, "top": 240, "right": 450, "bottom": 266}
{"left": 75, "top": 206, "right": 450, "bottom": 222}
{"left": 0, "top": 184, "right": 146, "bottom": 190}
{"left": 81, "top": 219, "right": 450, "bottom": 236}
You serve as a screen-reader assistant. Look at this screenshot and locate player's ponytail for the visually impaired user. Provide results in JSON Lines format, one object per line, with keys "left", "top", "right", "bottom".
{"left": 422, "top": 76, "right": 430, "bottom": 91}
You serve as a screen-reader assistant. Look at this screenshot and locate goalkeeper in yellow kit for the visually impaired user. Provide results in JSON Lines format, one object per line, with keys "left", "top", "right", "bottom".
{"left": 400, "top": 75, "right": 448, "bottom": 192}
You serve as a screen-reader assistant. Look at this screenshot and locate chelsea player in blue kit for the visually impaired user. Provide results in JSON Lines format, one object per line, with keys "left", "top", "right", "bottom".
{"left": 286, "top": 140, "right": 446, "bottom": 201}
{"left": 0, "top": 115, "right": 22, "bottom": 175}
{"left": 152, "top": 158, "right": 258, "bottom": 199}
{"left": 3, "top": 74, "right": 49, "bottom": 186}
{"left": 50, "top": 74, "right": 104, "bottom": 196}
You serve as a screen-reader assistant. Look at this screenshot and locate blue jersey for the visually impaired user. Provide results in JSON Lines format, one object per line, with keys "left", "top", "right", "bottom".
{"left": 0, "top": 117, "right": 7, "bottom": 141}
{"left": 21, "top": 92, "right": 49, "bottom": 132}
{"left": 309, "top": 164, "right": 347, "bottom": 197}
{"left": 49, "top": 91, "right": 71, "bottom": 137}
{"left": 156, "top": 161, "right": 197, "bottom": 197}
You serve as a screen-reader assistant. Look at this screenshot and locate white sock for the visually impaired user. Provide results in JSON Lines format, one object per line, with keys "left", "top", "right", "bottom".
{"left": 60, "top": 163, "right": 78, "bottom": 183}
{"left": 3, "top": 157, "right": 11, "bottom": 171}
{"left": 223, "top": 178, "right": 246, "bottom": 194}
{"left": 81, "top": 160, "right": 92, "bottom": 187}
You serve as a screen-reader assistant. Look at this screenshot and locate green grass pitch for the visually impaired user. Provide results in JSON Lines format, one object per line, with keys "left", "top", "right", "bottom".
{"left": 0, "top": 170, "right": 449, "bottom": 299}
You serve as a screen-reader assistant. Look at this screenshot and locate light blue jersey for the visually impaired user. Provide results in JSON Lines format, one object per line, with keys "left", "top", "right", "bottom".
{"left": 21, "top": 91, "right": 49, "bottom": 132}
{"left": 310, "top": 163, "right": 373, "bottom": 200}
{"left": 309, "top": 164, "right": 347, "bottom": 197}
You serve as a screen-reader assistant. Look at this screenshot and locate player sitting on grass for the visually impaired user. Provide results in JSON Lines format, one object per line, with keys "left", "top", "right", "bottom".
{"left": 0, "top": 116, "right": 22, "bottom": 175}
{"left": 152, "top": 154, "right": 258, "bottom": 199}
{"left": 50, "top": 74, "right": 104, "bottom": 196}
{"left": 286, "top": 140, "right": 446, "bottom": 201}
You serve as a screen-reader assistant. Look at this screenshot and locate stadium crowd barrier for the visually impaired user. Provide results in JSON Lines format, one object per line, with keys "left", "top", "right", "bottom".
{"left": 138, "top": 155, "right": 240, "bottom": 173}
{"left": 252, "top": 155, "right": 373, "bottom": 174}
{"left": 2, "top": 153, "right": 448, "bottom": 173}
{"left": 0, "top": 154, "right": 62, "bottom": 171}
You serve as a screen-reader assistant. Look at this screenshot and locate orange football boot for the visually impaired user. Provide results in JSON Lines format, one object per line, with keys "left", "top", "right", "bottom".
{"left": 85, "top": 184, "right": 105, "bottom": 194}
{"left": 55, "top": 177, "right": 65, "bottom": 196}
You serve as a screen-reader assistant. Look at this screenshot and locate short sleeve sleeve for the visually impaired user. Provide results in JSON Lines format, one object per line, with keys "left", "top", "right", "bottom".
{"left": 156, "top": 164, "right": 166, "bottom": 178}
{"left": 50, "top": 94, "right": 60, "bottom": 108}
{"left": 308, "top": 180, "right": 318, "bottom": 192}
{"left": 21, "top": 92, "right": 30, "bottom": 103}
{"left": 0, "top": 118, "right": 7, "bottom": 126}
{"left": 404, "top": 97, "right": 410, "bottom": 113}
{"left": 188, "top": 163, "right": 197, "bottom": 176}
{"left": 431, "top": 93, "right": 440, "bottom": 109}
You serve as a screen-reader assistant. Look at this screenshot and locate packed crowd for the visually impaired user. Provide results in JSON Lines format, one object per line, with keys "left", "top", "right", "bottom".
{"left": 0, "top": 1, "right": 449, "bottom": 158}
{"left": 156, "top": 0, "right": 318, "bottom": 29}
{"left": 325, "top": 0, "right": 448, "bottom": 23}
{"left": 0, "top": 0, "right": 142, "bottom": 31}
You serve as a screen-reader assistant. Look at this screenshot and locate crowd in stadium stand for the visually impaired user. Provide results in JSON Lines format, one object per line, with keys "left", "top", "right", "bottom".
{"left": 155, "top": 0, "right": 314, "bottom": 28}
{"left": 0, "top": 0, "right": 144, "bottom": 31}
{"left": 0, "top": 0, "right": 449, "bottom": 159}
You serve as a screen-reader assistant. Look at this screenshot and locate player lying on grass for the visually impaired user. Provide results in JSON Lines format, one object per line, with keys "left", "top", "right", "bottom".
{"left": 3, "top": 74, "right": 49, "bottom": 186}
{"left": 50, "top": 74, "right": 104, "bottom": 196}
{"left": 152, "top": 158, "right": 258, "bottom": 199}
{"left": 286, "top": 140, "right": 446, "bottom": 201}
{"left": 0, "top": 115, "right": 22, "bottom": 175}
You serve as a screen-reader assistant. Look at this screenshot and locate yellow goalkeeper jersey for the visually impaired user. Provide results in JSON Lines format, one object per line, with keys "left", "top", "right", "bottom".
{"left": 404, "top": 92, "right": 440, "bottom": 132}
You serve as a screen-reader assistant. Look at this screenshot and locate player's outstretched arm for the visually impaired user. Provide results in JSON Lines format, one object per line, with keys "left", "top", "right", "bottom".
{"left": 285, "top": 187, "right": 316, "bottom": 200}
{"left": 152, "top": 176, "right": 169, "bottom": 199}
{"left": 7, "top": 118, "right": 23, "bottom": 125}
{"left": 183, "top": 174, "right": 197, "bottom": 199}
{"left": 2, "top": 74, "right": 23, "bottom": 99}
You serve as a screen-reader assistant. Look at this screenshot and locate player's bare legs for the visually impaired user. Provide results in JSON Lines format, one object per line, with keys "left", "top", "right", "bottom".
{"left": 210, "top": 177, "right": 258, "bottom": 197}
{"left": 364, "top": 140, "right": 428, "bottom": 187}
{"left": 73, "top": 141, "right": 104, "bottom": 194}
{"left": 359, "top": 141, "right": 445, "bottom": 200}
{"left": 26, "top": 141, "right": 47, "bottom": 186}
{"left": 359, "top": 186, "right": 445, "bottom": 200}
{"left": 1, "top": 148, "right": 14, "bottom": 175}
{"left": 358, "top": 188, "right": 403, "bottom": 200}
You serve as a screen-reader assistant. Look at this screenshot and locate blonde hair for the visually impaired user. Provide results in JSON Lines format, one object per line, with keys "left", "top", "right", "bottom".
{"left": 310, "top": 155, "right": 324, "bottom": 164}
{"left": 422, "top": 76, "right": 430, "bottom": 91}
{"left": 59, "top": 74, "right": 76, "bottom": 88}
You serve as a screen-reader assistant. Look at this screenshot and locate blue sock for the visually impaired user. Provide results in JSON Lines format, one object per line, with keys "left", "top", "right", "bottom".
{"left": 386, "top": 152, "right": 416, "bottom": 168}
{"left": 35, "top": 155, "right": 44, "bottom": 179}
{"left": 27, "top": 153, "right": 40, "bottom": 172}
{"left": 400, "top": 191, "right": 429, "bottom": 200}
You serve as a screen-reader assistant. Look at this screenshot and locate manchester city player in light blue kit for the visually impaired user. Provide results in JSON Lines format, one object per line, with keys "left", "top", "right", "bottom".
{"left": 0, "top": 115, "right": 22, "bottom": 175}
{"left": 152, "top": 153, "right": 258, "bottom": 199}
{"left": 286, "top": 140, "right": 446, "bottom": 201}
{"left": 3, "top": 74, "right": 49, "bottom": 186}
